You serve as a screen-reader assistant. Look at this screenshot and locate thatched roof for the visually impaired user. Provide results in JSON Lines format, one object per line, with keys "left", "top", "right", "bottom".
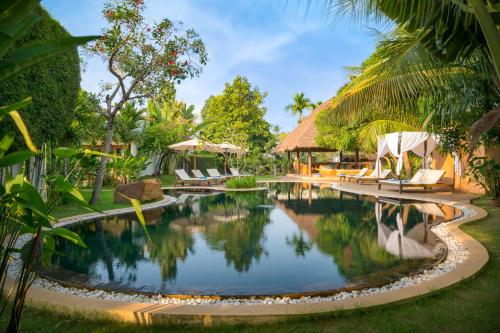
{"left": 274, "top": 98, "right": 336, "bottom": 153}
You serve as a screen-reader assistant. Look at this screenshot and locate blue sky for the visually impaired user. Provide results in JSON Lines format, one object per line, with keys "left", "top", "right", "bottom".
{"left": 42, "top": 0, "right": 379, "bottom": 132}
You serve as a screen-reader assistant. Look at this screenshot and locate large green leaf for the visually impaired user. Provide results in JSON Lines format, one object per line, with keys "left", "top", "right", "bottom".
{"left": 0, "top": 35, "right": 99, "bottom": 81}
{"left": 0, "top": 97, "right": 31, "bottom": 119}
{"left": 130, "top": 198, "right": 152, "bottom": 243}
{"left": 8, "top": 110, "right": 37, "bottom": 152}
{"left": 0, "top": 0, "right": 40, "bottom": 57}
{"left": 53, "top": 147, "right": 77, "bottom": 158}
{"left": 0, "top": 151, "right": 35, "bottom": 167}
{"left": 50, "top": 227, "right": 87, "bottom": 248}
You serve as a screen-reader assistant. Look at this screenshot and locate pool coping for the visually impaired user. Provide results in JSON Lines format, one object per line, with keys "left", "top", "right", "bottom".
{"left": 4, "top": 181, "right": 489, "bottom": 326}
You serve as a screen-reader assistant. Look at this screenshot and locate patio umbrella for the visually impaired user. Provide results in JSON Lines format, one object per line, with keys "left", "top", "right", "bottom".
{"left": 214, "top": 142, "right": 246, "bottom": 173}
{"left": 169, "top": 138, "right": 222, "bottom": 169}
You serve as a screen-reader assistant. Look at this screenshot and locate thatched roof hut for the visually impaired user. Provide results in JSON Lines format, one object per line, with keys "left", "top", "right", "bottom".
{"left": 274, "top": 98, "right": 336, "bottom": 153}
{"left": 273, "top": 98, "right": 336, "bottom": 175}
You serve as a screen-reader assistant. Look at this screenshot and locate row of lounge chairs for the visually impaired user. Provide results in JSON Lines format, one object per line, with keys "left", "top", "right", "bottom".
{"left": 339, "top": 168, "right": 454, "bottom": 193}
{"left": 174, "top": 168, "right": 244, "bottom": 186}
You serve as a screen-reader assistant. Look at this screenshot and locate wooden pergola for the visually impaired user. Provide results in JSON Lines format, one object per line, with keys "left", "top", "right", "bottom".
{"left": 273, "top": 99, "right": 336, "bottom": 176}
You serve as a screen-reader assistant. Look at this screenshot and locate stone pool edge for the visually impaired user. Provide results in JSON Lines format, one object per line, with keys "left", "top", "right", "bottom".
{"left": 4, "top": 183, "right": 489, "bottom": 326}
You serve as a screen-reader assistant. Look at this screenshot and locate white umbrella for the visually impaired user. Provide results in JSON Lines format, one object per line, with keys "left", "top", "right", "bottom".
{"left": 169, "top": 138, "right": 222, "bottom": 169}
{"left": 214, "top": 142, "right": 247, "bottom": 174}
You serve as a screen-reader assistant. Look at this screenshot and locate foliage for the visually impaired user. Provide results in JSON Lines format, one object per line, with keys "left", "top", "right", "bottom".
{"left": 225, "top": 176, "right": 257, "bottom": 189}
{"left": 200, "top": 76, "right": 274, "bottom": 172}
{"left": 285, "top": 92, "right": 314, "bottom": 122}
{"left": 86, "top": 0, "right": 207, "bottom": 204}
{"left": 467, "top": 157, "right": 500, "bottom": 199}
{"left": 0, "top": 6, "right": 88, "bottom": 148}
{"left": 108, "top": 153, "right": 150, "bottom": 184}
{"left": 114, "top": 102, "right": 144, "bottom": 146}
{"left": 66, "top": 90, "right": 106, "bottom": 146}
{"left": 319, "top": 1, "right": 500, "bottom": 153}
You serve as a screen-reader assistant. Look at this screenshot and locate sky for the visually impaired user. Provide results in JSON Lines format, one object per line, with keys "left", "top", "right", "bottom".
{"left": 42, "top": 0, "right": 380, "bottom": 132}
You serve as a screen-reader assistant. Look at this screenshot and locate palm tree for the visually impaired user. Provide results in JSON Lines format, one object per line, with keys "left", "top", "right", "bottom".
{"left": 115, "top": 101, "right": 144, "bottom": 149}
{"left": 319, "top": 0, "right": 500, "bottom": 153}
{"left": 285, "top": 92, "right": 314, "bottom": 123}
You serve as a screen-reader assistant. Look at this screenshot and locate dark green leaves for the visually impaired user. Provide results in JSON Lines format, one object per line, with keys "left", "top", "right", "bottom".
{"left": 0, "top": 151, "right": 35, "bottom": 167}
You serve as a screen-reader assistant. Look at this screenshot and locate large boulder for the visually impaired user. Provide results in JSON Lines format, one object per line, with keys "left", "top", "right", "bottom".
{"left": 114, "top": 179, "right": 163, "bottom": 204}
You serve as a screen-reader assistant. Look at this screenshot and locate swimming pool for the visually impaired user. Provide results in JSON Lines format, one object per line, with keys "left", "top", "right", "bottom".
{"left": 39, "top": 182, "right": 461, "bottom": 297}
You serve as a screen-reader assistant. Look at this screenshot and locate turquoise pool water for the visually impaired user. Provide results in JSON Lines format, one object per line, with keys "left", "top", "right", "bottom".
{"left": 41, "top": 183, "right": 460, "bottom": 296}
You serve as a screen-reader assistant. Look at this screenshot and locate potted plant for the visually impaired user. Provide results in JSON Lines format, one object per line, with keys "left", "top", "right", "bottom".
{"left": 467, "top": 157, "right": 500, "bottom": 206}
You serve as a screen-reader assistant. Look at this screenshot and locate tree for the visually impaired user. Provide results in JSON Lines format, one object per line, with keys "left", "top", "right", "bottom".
{"left": 114, "top": 101, "right": 144, "bottom": 148}
{"left": 319, "top": 0, "right": 500, "bottom": 153}
{"left": 285, "top": 92, "right": 314, "bottom": 123}
{"left": 201, "top": 76, "right": 273, "bottom": 153}
{"left": 87, "top": 0, "right": 207, "bottom": 204}
{"left": 0, "top": 6, "right": 82, "bottom": 148}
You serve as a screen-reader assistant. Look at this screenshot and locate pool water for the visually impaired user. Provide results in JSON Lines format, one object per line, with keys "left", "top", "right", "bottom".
{"left": 41, "top": 183, "right": 460, "bottom": 296}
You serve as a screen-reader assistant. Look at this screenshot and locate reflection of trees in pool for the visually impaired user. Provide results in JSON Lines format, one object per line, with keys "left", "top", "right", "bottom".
{"left": 315, "top": 210, "right": 401, "bottom": 278}
{"left": 148, "top": 214, "right": 194, "bottom": 281}
{"left": 286, "top": 231, "right": 312, "bottom": 257}
{"left": 202, "top": 191, "right": 272, "bottom": 273}
{"left": 52, "top": 217, "right": 145, "bottom": 281}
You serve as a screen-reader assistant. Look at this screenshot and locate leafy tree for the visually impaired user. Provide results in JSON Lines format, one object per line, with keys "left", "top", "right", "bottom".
{"left": 200, "top": 76, "right": 273, "bottom": 172}
{"left": 65, "top": 90, "right": 106, "bottom": 147}
{"left": 318, "top": 1, "right": 500, "bottom": 154}
{"left": 86, "top": 0, "right": 207, "bottom": 204}
{"left": 0, "top": 6, "right": 82, "bottom": 148}
{"left": 114, "top": 101, "right": 144, "bottom": 148}
{"left": 285, "top": 92, "right": 314, "bottom": 123}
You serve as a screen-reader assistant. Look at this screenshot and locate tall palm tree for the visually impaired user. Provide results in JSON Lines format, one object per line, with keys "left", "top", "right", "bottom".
{"left": 319, "top": 0, "right": 500, "bottom": 152}
{"left": 285, "top": 92, "right": 314, "bottom": 123}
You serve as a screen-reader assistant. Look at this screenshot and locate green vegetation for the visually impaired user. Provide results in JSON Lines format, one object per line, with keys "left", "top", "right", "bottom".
{"left": 0, "top": 197, "right": 497, "bottom": 332}
{"left": 225, "top": 176, "right": 257, "bottom": 189}
{"left": 0, "top": 6, "right": 82, "bottom": 148}
{"left": 200, "top": 75, "right": 277, "bottom": 173}
{"left": 285, "top": 92, "right": 314, "bottom": 123}
{"left": 87, "top": 0, "right": 207, "bottom": 204}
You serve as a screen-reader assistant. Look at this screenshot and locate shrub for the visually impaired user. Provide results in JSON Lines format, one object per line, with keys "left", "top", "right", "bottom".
{"left": 225, "top": 176, "right": 257, "bottom": 189}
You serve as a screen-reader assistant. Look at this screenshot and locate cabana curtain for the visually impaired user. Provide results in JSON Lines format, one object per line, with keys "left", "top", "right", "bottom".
{"left": 377, "top": 132, "right": 438, "bottom": 176}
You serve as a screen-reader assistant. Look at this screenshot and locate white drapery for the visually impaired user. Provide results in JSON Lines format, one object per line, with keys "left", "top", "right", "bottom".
{"left": 374, "top": 136, "right": 390, "bottom": 177}
{"left": 381, "top": 132, "right": 438, "bottom": 176}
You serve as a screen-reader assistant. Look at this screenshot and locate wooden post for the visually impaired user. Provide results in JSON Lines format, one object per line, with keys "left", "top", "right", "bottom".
{"left": 287, "top": 151, "right": 291, "bottom": 174}
{"left": 296, "top": 151, "right": 300, "bottom": 175}
{"left": 308, "top": 151, "right": 312, "bottom": 177}
{"left": 355, "top": 149, "right": 359, "bottom": 162}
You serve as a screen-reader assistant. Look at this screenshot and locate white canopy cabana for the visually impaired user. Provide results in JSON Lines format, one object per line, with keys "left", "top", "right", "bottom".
{"left": 375, "top": 132, "right": 439, "bottom": 177}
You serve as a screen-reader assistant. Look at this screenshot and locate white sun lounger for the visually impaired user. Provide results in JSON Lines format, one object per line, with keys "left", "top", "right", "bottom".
{"left": 339, "top": 168, "right": 368, "bottom": 181}
{"left": 229, "top": 168, "right": 250, "bottom": 176}
{"left": 378, "top": 169, "right": 453, "bottom": 193}
{"left": 207, "top": 168, "right": 232, "bottom": 179}
{"left": 175, "top": 169, "right": 212, "bottom": 186}
{"left": 353, "top": 169, "right": 392, "bottom": 184}
{"left": 192, "top": 169, "right": 224, "bottom": 184}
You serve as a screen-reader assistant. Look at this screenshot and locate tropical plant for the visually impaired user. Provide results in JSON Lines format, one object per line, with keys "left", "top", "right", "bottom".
{"left": 318, "top": 0, "right": 500, "bottom": 155}
{"left": 87, "top": 0, "right": 207, "bottom": 205}
{"left": 200, "top": 76, "right": 274, "bottom": 173}
{"left": 225, "top": 176, "right": 257, "bottom": 189}
{"left": 108, "top": 153, "right": 150, "bottom": 184}
{"left": 114, "top": 101, "right": 144, "bottom": 148}
{"left": 467, "top": 157, "right": 500, "bottom": 200}
{"left": 285, "top": 92, "right": 314, "bottom": 122}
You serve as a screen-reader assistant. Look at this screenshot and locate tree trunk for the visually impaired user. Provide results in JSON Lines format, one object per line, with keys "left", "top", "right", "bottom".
{"left": 90, "top": 120, "right": 114, "bottom": 205}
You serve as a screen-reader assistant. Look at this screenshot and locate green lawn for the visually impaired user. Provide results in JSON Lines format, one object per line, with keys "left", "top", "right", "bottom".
{"left": 4, "top": 198, "right": 499, "bottom": 332}
{"left": 51, "top": 176, "right": 176, "bottom": 219}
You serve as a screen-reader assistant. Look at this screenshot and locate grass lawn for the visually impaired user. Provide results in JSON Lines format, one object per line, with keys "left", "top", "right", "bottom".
{"left": 4, "top": 198, "right": 499, "bottom": 332}
{"left": 51, "top": 176, "right": 176, "bottom": 219}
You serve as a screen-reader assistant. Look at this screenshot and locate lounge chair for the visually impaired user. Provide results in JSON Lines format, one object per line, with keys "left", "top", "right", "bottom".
{"left": 354, "top": 169, "right": 392, "bottom": 184}
{"left": 174, "top": 169, "right": 211, "bottom": 186}
{"left": 192, "top": 169, "right": 224, "bottom": 184}
{"left": 378, "top": 169, "right": 454, "bottom": 193}
{"left": 207, "top": 168, "right": 232, "bottom": 179}
{"left": 229, "top": 168, "right": 250, "bottom": 176}
{"left": 339, "top": 168, "right": 368, "bottom": 181}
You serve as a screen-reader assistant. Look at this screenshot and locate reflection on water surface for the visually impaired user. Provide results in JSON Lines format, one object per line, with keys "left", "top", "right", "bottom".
{"left": 43, "top": 183, "right": 460, "bottom": 296}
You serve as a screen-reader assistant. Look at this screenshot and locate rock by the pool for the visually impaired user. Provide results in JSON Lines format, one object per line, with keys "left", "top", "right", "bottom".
{"left": 114, "top": 179, "right": 163, "bottom": 203}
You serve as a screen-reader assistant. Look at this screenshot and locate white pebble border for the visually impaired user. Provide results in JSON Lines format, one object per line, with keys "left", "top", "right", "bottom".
{"left": 6, "top": 204, "right": 474, "bottom": 306}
